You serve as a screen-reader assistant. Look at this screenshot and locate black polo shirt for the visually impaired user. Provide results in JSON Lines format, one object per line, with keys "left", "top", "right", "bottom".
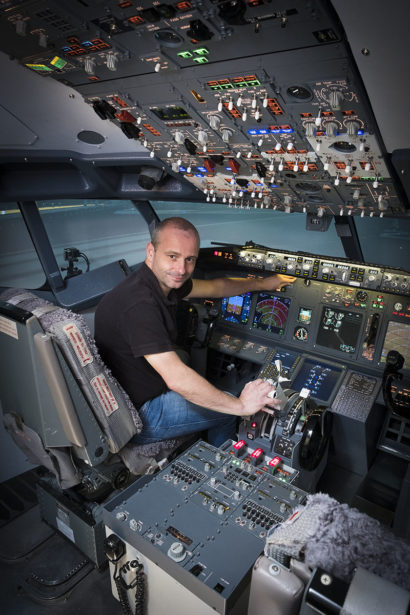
{"left": 94, "top": 262, "right": 192, "bottom": 409}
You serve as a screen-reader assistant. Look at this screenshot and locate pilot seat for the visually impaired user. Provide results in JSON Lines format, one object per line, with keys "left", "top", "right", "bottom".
{"left": 0, "top": 288, "right": 191, "bottom": 567}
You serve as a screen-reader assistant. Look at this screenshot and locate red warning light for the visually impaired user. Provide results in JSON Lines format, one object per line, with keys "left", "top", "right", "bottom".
{"left": 268, "top": 456, "right": 282, "bottom": 468}
{"left": 232, "top": 440, "right": 246, "bottom": 456}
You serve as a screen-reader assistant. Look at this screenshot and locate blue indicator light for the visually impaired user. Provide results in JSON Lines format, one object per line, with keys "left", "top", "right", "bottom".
{"left": 270, "top": 128, "right": 280, "bottom": 133}
{"left": 269, "top": 184, "right": 279, "bottom": 188}
{"left": 281, "top": 128, "right": 294, "bottom": 133}
{"left": 225, "top": 167, "right": 232, "bottom": 171}
{"left": 81, "top": 40, "right": 93, "bottom": 47}
{"left": 247, "top": 128, "right": 270, "bottom": 135}
{"left": 179, "top": 166, "right": 187, "bottom": 172}
{"left": 195, "top": 173, "right": 204, "bottom": 178}
{"left": 197, "top": 166, "right": 207, "bottom": 172}
{"left": 61, "top": 46, "right": 71, "bottom": 52}
{"left": 357, "top": 129, "right": 364, "bottom": 135}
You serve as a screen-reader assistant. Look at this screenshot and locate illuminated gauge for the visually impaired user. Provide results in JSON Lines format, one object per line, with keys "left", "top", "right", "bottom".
{"left": 394, "top": 302, "right": 403, "bottom": 311}
{"left": 294, "top": 326, "right": 308, "bottom": 341}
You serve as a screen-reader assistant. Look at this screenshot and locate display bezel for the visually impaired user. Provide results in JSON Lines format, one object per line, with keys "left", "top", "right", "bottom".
{"left": 220, "top": 292, "right": 252, "bottom": 325}
{"left": 315, "top": 305, "right": 363, "bottom": 356}
{"left": 379, "top": 320, "right": 410, "bottom": 369}
{"left": 252, "top": 292, "right": 291, "bottom": 335}
{"left": 291, "top": 356, "right": 345, "bottom": 404}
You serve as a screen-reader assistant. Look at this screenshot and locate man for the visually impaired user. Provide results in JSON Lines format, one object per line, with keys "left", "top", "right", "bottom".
{"left": 95, "top": 217, "right": 296, "bottom": 447}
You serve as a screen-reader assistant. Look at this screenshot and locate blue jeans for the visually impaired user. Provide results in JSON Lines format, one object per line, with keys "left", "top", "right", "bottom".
{"left": 131, "top": 391, "right": 237, "bottom": 447}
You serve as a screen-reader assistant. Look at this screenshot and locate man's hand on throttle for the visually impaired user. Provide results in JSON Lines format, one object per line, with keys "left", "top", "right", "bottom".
{"left": 238, "top": 379, "right": 280, "bottom": 416}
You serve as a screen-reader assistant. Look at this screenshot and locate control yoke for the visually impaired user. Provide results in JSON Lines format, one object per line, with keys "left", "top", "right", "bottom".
{"left": 382, "top": 350, "right": 407, "bottom": 418}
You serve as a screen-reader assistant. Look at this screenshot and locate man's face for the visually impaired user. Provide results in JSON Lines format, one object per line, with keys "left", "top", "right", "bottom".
{"left": 145, "top": 225, "right": 199, "bottom": 295}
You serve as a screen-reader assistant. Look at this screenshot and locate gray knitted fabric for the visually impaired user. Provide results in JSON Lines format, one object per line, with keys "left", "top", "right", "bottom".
{"left": 266, "top": 492, "right": 410, "bottom": 591}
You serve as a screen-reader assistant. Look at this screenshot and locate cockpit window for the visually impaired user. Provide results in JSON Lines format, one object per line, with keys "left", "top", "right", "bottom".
{"left": 37, "top": 200, "right": 151, "bottom": 276}
{"left": 355, "top": 216, "right": 410, "bottom": 270}
{"left": 0, "top": 205, "right": 45, "bottom": 289}
{"left": 151, "top": 201, "right": 345, "bottom": 258}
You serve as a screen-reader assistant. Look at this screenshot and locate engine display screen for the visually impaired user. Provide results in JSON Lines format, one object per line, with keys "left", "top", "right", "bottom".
{"left": 252, "top": 293, "right": 291, "bottom": 335}
{"left": 221, "top": 292, "right": 252, "bottom": 325}
{"left": 292, "top": 358, "right": 343, "bottom": 402}
{"left": 316, "top": 306, "right": 363, "bottom": 354}
{"left": 380, "top": 321, "right": 410, "bottom": 368}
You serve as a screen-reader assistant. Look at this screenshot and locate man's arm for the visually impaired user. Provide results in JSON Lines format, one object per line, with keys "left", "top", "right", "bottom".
{"left": 186, "top": 274, "right": 296, "bottom": 300}
{"left": 145, "top": 350, "right": 279, "bottom": 416}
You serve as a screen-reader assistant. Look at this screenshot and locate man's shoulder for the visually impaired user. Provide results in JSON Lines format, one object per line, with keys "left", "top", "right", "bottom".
{"left": 97, "top": 266, "right": 156, "bottom": 313}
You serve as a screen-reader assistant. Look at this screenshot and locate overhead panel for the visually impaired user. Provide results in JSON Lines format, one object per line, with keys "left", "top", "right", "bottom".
{"left": 0, "top": 0, "right": 407, "bottom": 217}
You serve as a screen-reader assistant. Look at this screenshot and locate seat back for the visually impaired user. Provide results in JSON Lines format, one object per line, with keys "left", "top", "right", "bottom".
{"left": 0, "top": 289, "right": 184, "bottom": 488}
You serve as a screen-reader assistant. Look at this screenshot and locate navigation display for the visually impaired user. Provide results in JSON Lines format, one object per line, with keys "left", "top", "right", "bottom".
{"left": 252, "top": 293, "right": 291, "bottom": 335}
{"left": 292, "top": 358, "right": 343, "bottom": 402}
{"left": 221, "top": 292, "right": 252, "bottom": 325}
{"left": 316, "top": 306, "right": 363, "bottom": 354}
{"left": 380, "top": 321, "right": 410, "bottom": 368}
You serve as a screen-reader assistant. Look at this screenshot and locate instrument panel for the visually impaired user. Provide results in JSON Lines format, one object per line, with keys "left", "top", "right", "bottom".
{"left": 198, "top": 245, "right": 410, "bottom": 413}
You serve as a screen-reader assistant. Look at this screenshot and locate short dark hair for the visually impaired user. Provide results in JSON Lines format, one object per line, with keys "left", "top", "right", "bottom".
{"left": 151, "top": 217, "right": 200, "bottom": 248}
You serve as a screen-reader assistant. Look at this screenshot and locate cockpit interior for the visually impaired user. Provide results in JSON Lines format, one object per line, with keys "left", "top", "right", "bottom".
{"left": 0, "top": 1, "right": 409, "bottom": 614}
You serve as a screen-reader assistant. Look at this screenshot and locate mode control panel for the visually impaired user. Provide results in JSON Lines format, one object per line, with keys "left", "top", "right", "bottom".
{"left": 200, "top": 246, "right": 409, "bottom": 296}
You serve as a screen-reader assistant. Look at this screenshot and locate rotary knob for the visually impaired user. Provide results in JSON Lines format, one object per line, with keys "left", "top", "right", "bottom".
{"left": 198, "top": 130, "right": 208, "bottom": 145}
{"left": 222, "top": 129, "right": 233, "bottom": 143}
{"left": 209, "top": 115, "right": 221, "bottom": 130}
{"left": 174, "top": 131, "right": 184, "bottom": 144}
{"left": 329, "top": 90, "right": 344, "bottom": 110}
{"left": 345, "top": 120, "right": 361, "bottom": 137}
{"left": 168, "top": 542, "right": 186, "bottom": 562}
{"left": 324, "top": 121, "right": 339, "bottom": 137}
{"left": 305, "top": 123, "right": 316, "bottom": 137}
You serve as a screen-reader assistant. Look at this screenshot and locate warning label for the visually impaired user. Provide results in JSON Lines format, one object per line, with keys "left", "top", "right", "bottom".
{"left": 0, "top": 315, "right": 18, "bottom": 340}
{"left": 91, "top": 374, "right": 119, "bottom": 416}
{"left": 63, "top": 323, "right": 93, "bottom": 366}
